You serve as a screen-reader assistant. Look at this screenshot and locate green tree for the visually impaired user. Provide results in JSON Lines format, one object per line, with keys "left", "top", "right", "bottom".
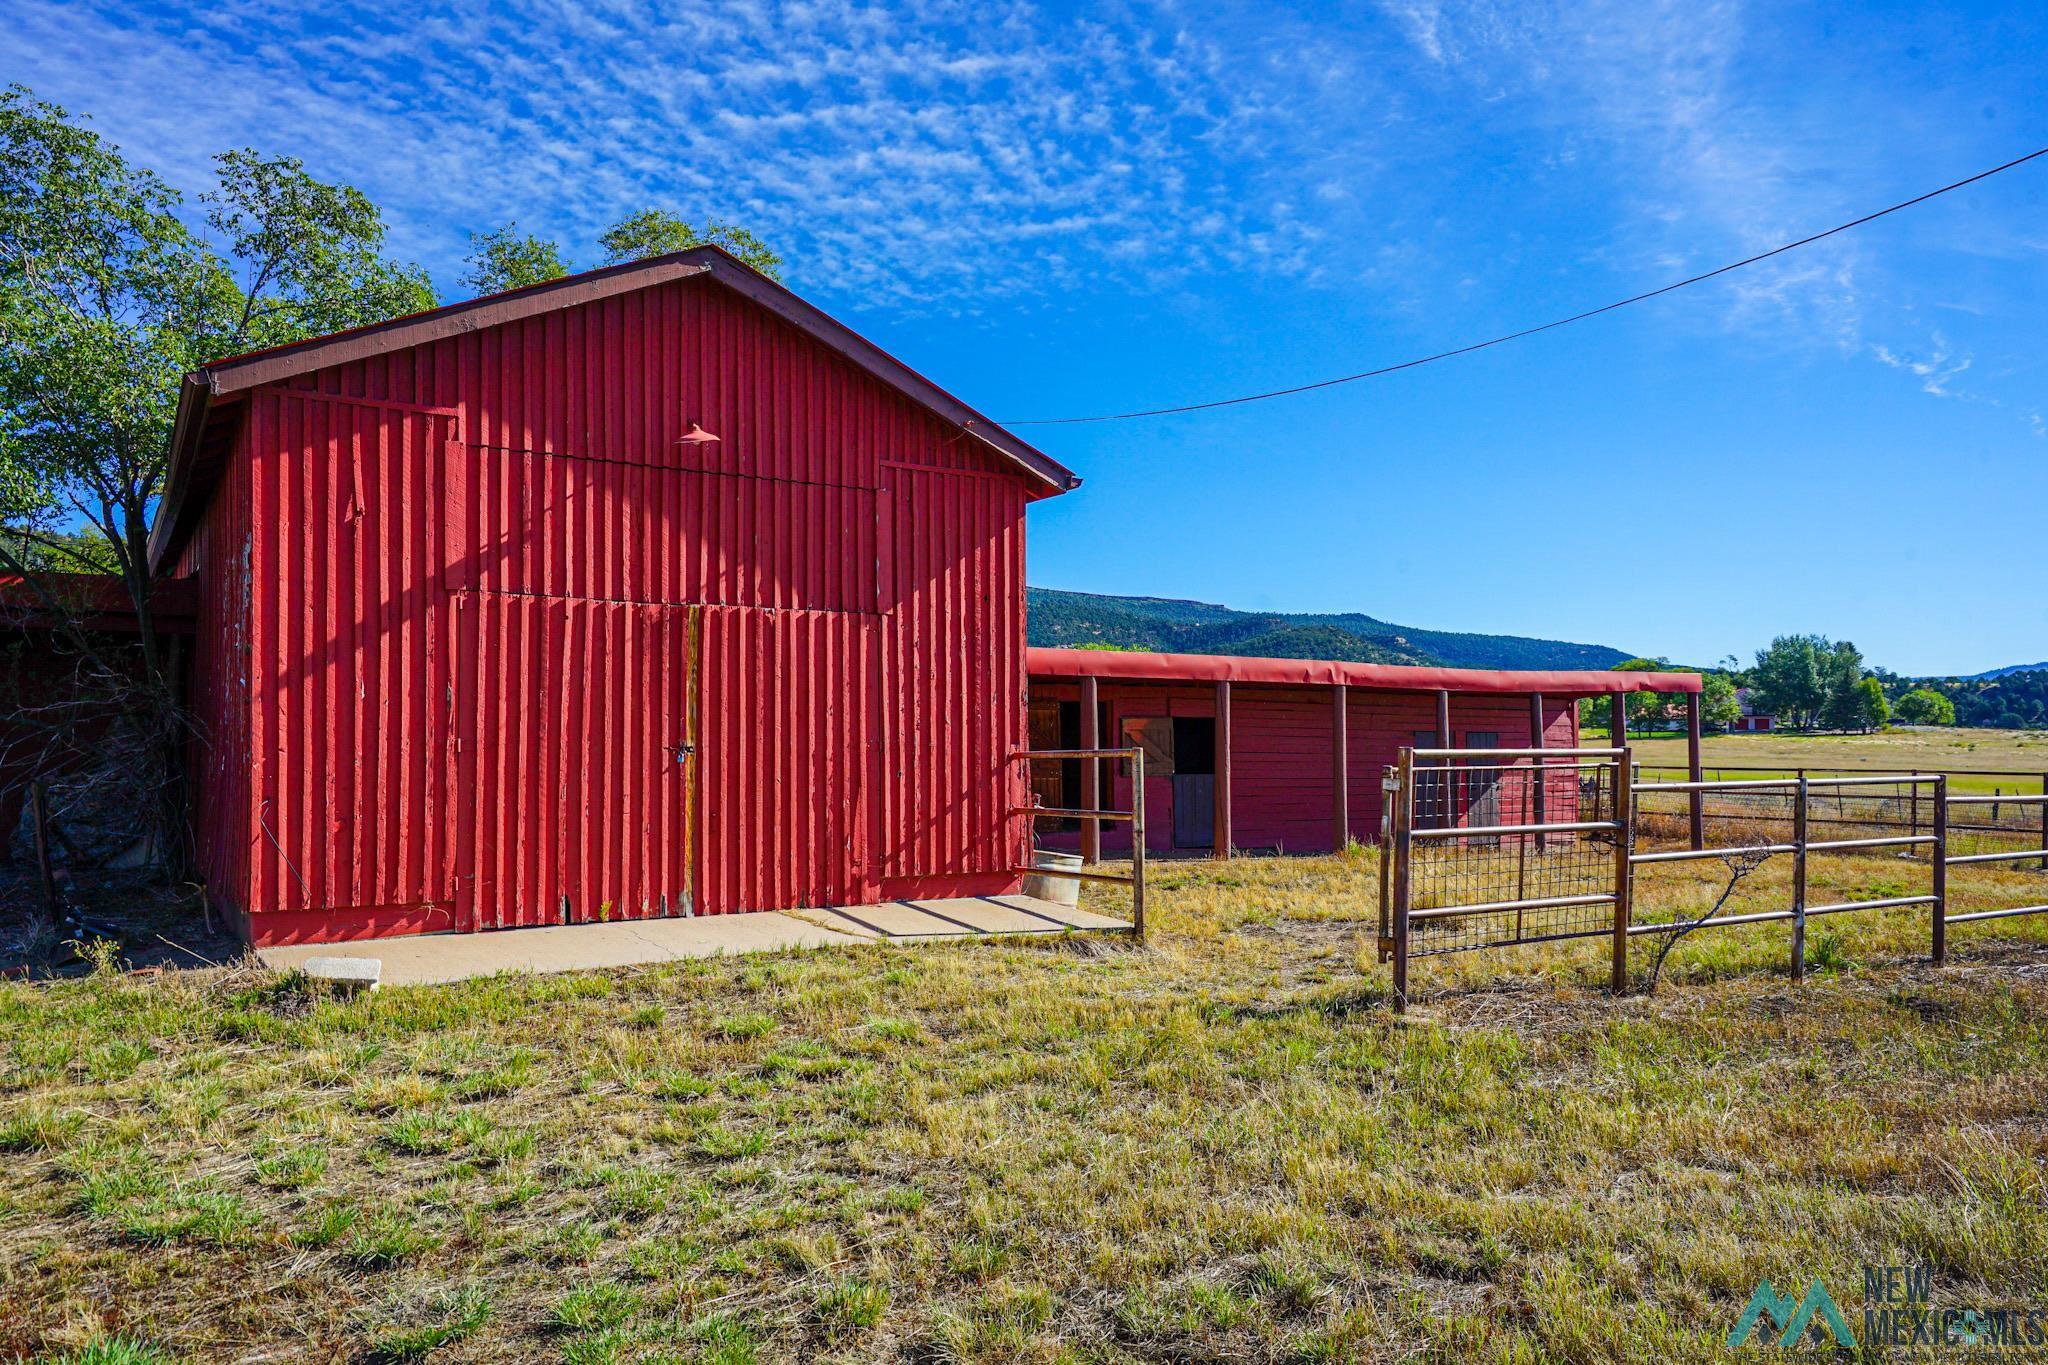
{"left": 2, "top": 85, "right": 433, "bottom": 862}
{"left": 1750, "top": 635, "right": 1828, "bottom": 729}
{"left": 1853, "top": 675, "right": 1889, "bottom": 732}
{"left": 1699, "top": 671, "right": 1741, "bottom": 731}
{"left": 599, "top": 209, "right": 783, "bottom": 280}
{"left": 460, "top": 224, "right": 567, "bottom": 295}
{"left": 1819, "top": 640, "right": 1868, "bottom": 731}
{"left": 1893, "top": 688, "right": 1956, "bottom": 726}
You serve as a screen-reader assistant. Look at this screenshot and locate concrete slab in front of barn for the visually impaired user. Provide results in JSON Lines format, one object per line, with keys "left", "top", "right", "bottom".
{"left": 793, "top": 896, "right": 1129, "bottom": 940}
{"left": 256, "top": 896, "right": 1127, "bottom": 987}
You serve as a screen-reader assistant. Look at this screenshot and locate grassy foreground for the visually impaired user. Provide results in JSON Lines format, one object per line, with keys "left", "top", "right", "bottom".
{"left": 5, "top": 854, "right": 2048, "bottom": 1363}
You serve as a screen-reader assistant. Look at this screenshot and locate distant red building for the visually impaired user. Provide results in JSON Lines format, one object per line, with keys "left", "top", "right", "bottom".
{"left": 1730, "top": 688, "right": 1776, "bottom": 733}
{"left": 1027, "top": 649, "right": 1699, "bottom": 855}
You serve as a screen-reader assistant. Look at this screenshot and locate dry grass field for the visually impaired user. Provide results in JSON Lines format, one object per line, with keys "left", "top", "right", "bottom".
{"left": 1627, "top": 726, "right": 2048, "bottom": 797}
{"left": 5, "top": 850, "right": 2048, "bottom": 1363}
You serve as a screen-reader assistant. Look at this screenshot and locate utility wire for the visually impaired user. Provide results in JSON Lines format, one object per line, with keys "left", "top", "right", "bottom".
{"left": 995, "top": 144, "right": 2048, "bottom": 426}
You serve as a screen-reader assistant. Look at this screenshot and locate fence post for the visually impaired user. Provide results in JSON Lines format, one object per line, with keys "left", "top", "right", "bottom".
{"left": 1129, "top": 748, "right": 1147, "bottom": 944}
{"left": 1611, "top": 750, "right": 1633, "bottom": 995}
{"left": 1909, "top": 771, "right": 1920, "bottom": 844}
{"left": 1377, "top": 765, "right": 1394, "bottom": 952}
{"left": 2039, "top": 773, "right": 2047, "bottom": 873}
{"left": 1931, "top": 776, "right": 1948, "bottom": 965}
{"left": 1791, "top": 774, "right": 1809, "bottom": 983}
{"left": 1079, "top": 676, "right": 1101, "bottom": 865}
{"left": 1687, "top": 690, "right": 1704, "bottom": 851}
{"left": 1392, "top": 748, "right": 1415, "bottom": 1013}
{"left": 30, "top": 780, "right": 59, "bottom": 914}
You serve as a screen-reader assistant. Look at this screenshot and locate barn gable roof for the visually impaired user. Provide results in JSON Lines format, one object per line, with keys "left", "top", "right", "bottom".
{"left": 149, "top": 244, "right": 1078, "bottom": 572}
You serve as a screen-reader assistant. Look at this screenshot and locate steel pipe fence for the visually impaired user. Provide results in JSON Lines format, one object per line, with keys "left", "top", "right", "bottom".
{"left": 1013, "top": 747, "right": 1148, "bottom": 942}
{"left": 1383, "top": 750, "right": 2048, "bottom": 1007}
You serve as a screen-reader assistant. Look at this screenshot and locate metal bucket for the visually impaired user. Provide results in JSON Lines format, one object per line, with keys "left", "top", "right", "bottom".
{"left": 1022, "top": 851, "right": 1084, "bottom": 907}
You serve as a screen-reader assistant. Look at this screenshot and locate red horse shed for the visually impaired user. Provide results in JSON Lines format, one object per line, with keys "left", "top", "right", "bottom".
{"left": 152, "top": 247, "right": 1076, "bottom": 945}
{"left": 1026, "top": 648, "right": 1701, "bottom": 857}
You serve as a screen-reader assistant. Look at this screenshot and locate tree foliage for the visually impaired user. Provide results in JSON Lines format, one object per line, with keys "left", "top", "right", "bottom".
{"left": 460, "top": 224, "right": 567, "bottom": 295}
{"left": 1892, "top": 687, "right": 1956, "bottom": 726}
{"left": 599, "top": 209, "right": 783, "bottom": 280}
{"left": 1699, "top": 671, "right": 1741, "bottom": 731}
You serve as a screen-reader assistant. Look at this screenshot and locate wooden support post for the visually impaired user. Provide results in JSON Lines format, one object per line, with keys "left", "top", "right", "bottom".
{"left": 1686, "top": 690, "right": 1704, "bottom": 851}
{"left": 1392, "top": 747, "right": 1414, "bottom": 1012}
{"left": 1331, "top": 684, "right": 1349, "bottom": 853}
{"left": 1791, "top": 774, "right": 1809, "bottom": 982}
{"left": 1932, "top": 776, "right": 1948, "bottom": 965}
{"left": 30, "top": 780, "right": 58, "bottom": 914}
{"left": 2039, "top": 773, "right": 2047, "bottom": 873}
{"left": 1610, "top": 692, "right": 1626, "bottom": 747}
{"left": 1529, "top": 693, "right": 1547, "bottom": 850}
{"left": 1079, "top": 676, "right": 1100, "bottom": 864}
{"left": 1611, "top": 755, "right": 1633, "bottom": 995}
{"left": 1436, "top": 689, "right": 1452, "bottom": 749}
{"left": 1213, "top": 680, "right": 1233, "bottom": 859}
{"left": 1129, "top": 748, "right": 1147, "bottom": 944}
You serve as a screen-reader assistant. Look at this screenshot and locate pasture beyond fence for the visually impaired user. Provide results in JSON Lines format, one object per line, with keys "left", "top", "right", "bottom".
{"left": 1378, "top": 746, "right": 2048, "bottom": 1010}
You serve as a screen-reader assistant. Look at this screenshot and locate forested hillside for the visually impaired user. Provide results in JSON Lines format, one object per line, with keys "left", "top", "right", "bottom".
{"left": 1026, "top": 589, "right": 1632, "bottom": 671}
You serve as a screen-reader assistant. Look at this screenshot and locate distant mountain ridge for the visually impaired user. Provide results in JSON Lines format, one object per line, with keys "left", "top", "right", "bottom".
{"left": 1967, "top": 662, "right": 2048, "bottom": 680}
{"left": 1026, "top": 588, "right": 1633, "bottom": 672}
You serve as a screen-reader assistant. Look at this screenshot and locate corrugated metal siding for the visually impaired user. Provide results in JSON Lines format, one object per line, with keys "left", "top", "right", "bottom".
{"left": 1233, "top": 686, "right": 1334, "bottom": 852}
{"left": 879, "top": 465, "right": 1027, "bottom": 888}
{"left": 209, "top": 273, "right": 1028, "bottom": 941}
{"left": 456, "top": 593, "right": 695, "bottom": 927}
{"left": 698, "top": 606, "right": 877, "bottom": 912}
{"left": 173, "top": 429, "right": 254, "bottom": 924}
{"left": 244, "top": 390, "right": 456, "bottom": 935}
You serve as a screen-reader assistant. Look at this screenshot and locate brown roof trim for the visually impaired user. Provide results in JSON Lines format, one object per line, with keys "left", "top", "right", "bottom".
{"left": 148, "top": 245, "right": 1079, "bottom": 572}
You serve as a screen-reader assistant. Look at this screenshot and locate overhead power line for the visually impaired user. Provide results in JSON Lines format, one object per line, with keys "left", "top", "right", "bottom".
{"left": 995, "top": 144, "right": 2048, "bottom": 427}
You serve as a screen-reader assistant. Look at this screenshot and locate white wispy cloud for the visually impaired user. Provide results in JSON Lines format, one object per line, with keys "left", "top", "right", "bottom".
{"left": 10, "top": 0, "right": 1374, "bottom": 308}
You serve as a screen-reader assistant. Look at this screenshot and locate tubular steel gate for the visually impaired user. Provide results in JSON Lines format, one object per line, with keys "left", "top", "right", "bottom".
{"left": 1379, "top": 746, "right": 1628, "bottom": 1010}
{"left": 1382, "top": 747, "right": 2048, "bottom": 1009}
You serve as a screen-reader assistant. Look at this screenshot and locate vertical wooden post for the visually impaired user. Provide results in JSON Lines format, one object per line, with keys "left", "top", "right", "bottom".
{"left": 1436, "top": 689, "right": 1452, "bottom": 748}
{"left": 1686, "top": 690, "right": 1705, "bottom": 851}
{"left": 1213, "top": 680, "right": 1233, "bottom": 859}
{"left": 1392, "top": 747, "right": 1414, "bottom": 1012}
{"left": 1610, "top": 692, "right": 1626, "bottom": 747}
{"left": 1079, "top": 676, "right": 1100, "bottom": 865}
{"left": 1611, "top": 754, "right": 1633, "bottom": 995}
{"left": 1529, "top": 693, "right": 1547, "bottom": 850}
{"left": 1129, "top": 748, "right": 1147, "bottom": 944}
{"left": 1790, "top": 774, "right": 1809, "bottom": 982}
{"left": 2038, "top": 773, "right": 2047, "bottom": 872}
{"left": 1931, "top": 776, "right": 1948, "bottom": 965}
{"left": 1331, "top": 684, "right": 1349, "bottom": 853}
{"left": 30, "top": 780, "right": 59, "bottom": 914}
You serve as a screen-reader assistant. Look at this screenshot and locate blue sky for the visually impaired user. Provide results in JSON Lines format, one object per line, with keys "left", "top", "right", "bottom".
{"left": 14, "top": 0, "right": 2046, "bottom": 674}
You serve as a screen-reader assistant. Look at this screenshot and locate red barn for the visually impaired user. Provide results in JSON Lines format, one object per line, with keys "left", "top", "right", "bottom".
{"left": 150, "top": 247, "right": 1076, "bottom": 945}
{"left": 1026, "top": 649, "right": 1700, "bottom": 856}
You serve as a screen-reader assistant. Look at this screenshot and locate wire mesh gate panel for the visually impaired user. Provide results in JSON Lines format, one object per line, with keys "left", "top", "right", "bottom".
{"left": 1380, "top": 747, "right": 1627, "bottom": 1009}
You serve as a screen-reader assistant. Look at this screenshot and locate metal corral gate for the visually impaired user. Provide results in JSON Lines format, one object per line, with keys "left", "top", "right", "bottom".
{"left": 1379, "top": 746, "right": 1629, "bottom": 1010}
{"left": 1380, "top": 748, "right": 2048, "bottom": 1010}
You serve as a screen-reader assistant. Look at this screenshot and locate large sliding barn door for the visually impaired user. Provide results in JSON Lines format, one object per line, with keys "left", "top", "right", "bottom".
{"left": 452, "top": 593, "right": 697, "bottom": 929}
{"left": 443, "top": 440, "right": 878, "bottom": 927}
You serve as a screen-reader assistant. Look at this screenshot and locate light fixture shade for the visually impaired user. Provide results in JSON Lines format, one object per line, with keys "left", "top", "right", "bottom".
{"left": 675, "top": 422, "right": 721, "bottom": 445}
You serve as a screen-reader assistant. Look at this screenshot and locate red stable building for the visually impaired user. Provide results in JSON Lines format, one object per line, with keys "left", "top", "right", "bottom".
{"left": 147, "top": 247, "right": 1077, "bottom": 945}
{"left": 1026, "top": 649, "right": 1701, "bottom": 857}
